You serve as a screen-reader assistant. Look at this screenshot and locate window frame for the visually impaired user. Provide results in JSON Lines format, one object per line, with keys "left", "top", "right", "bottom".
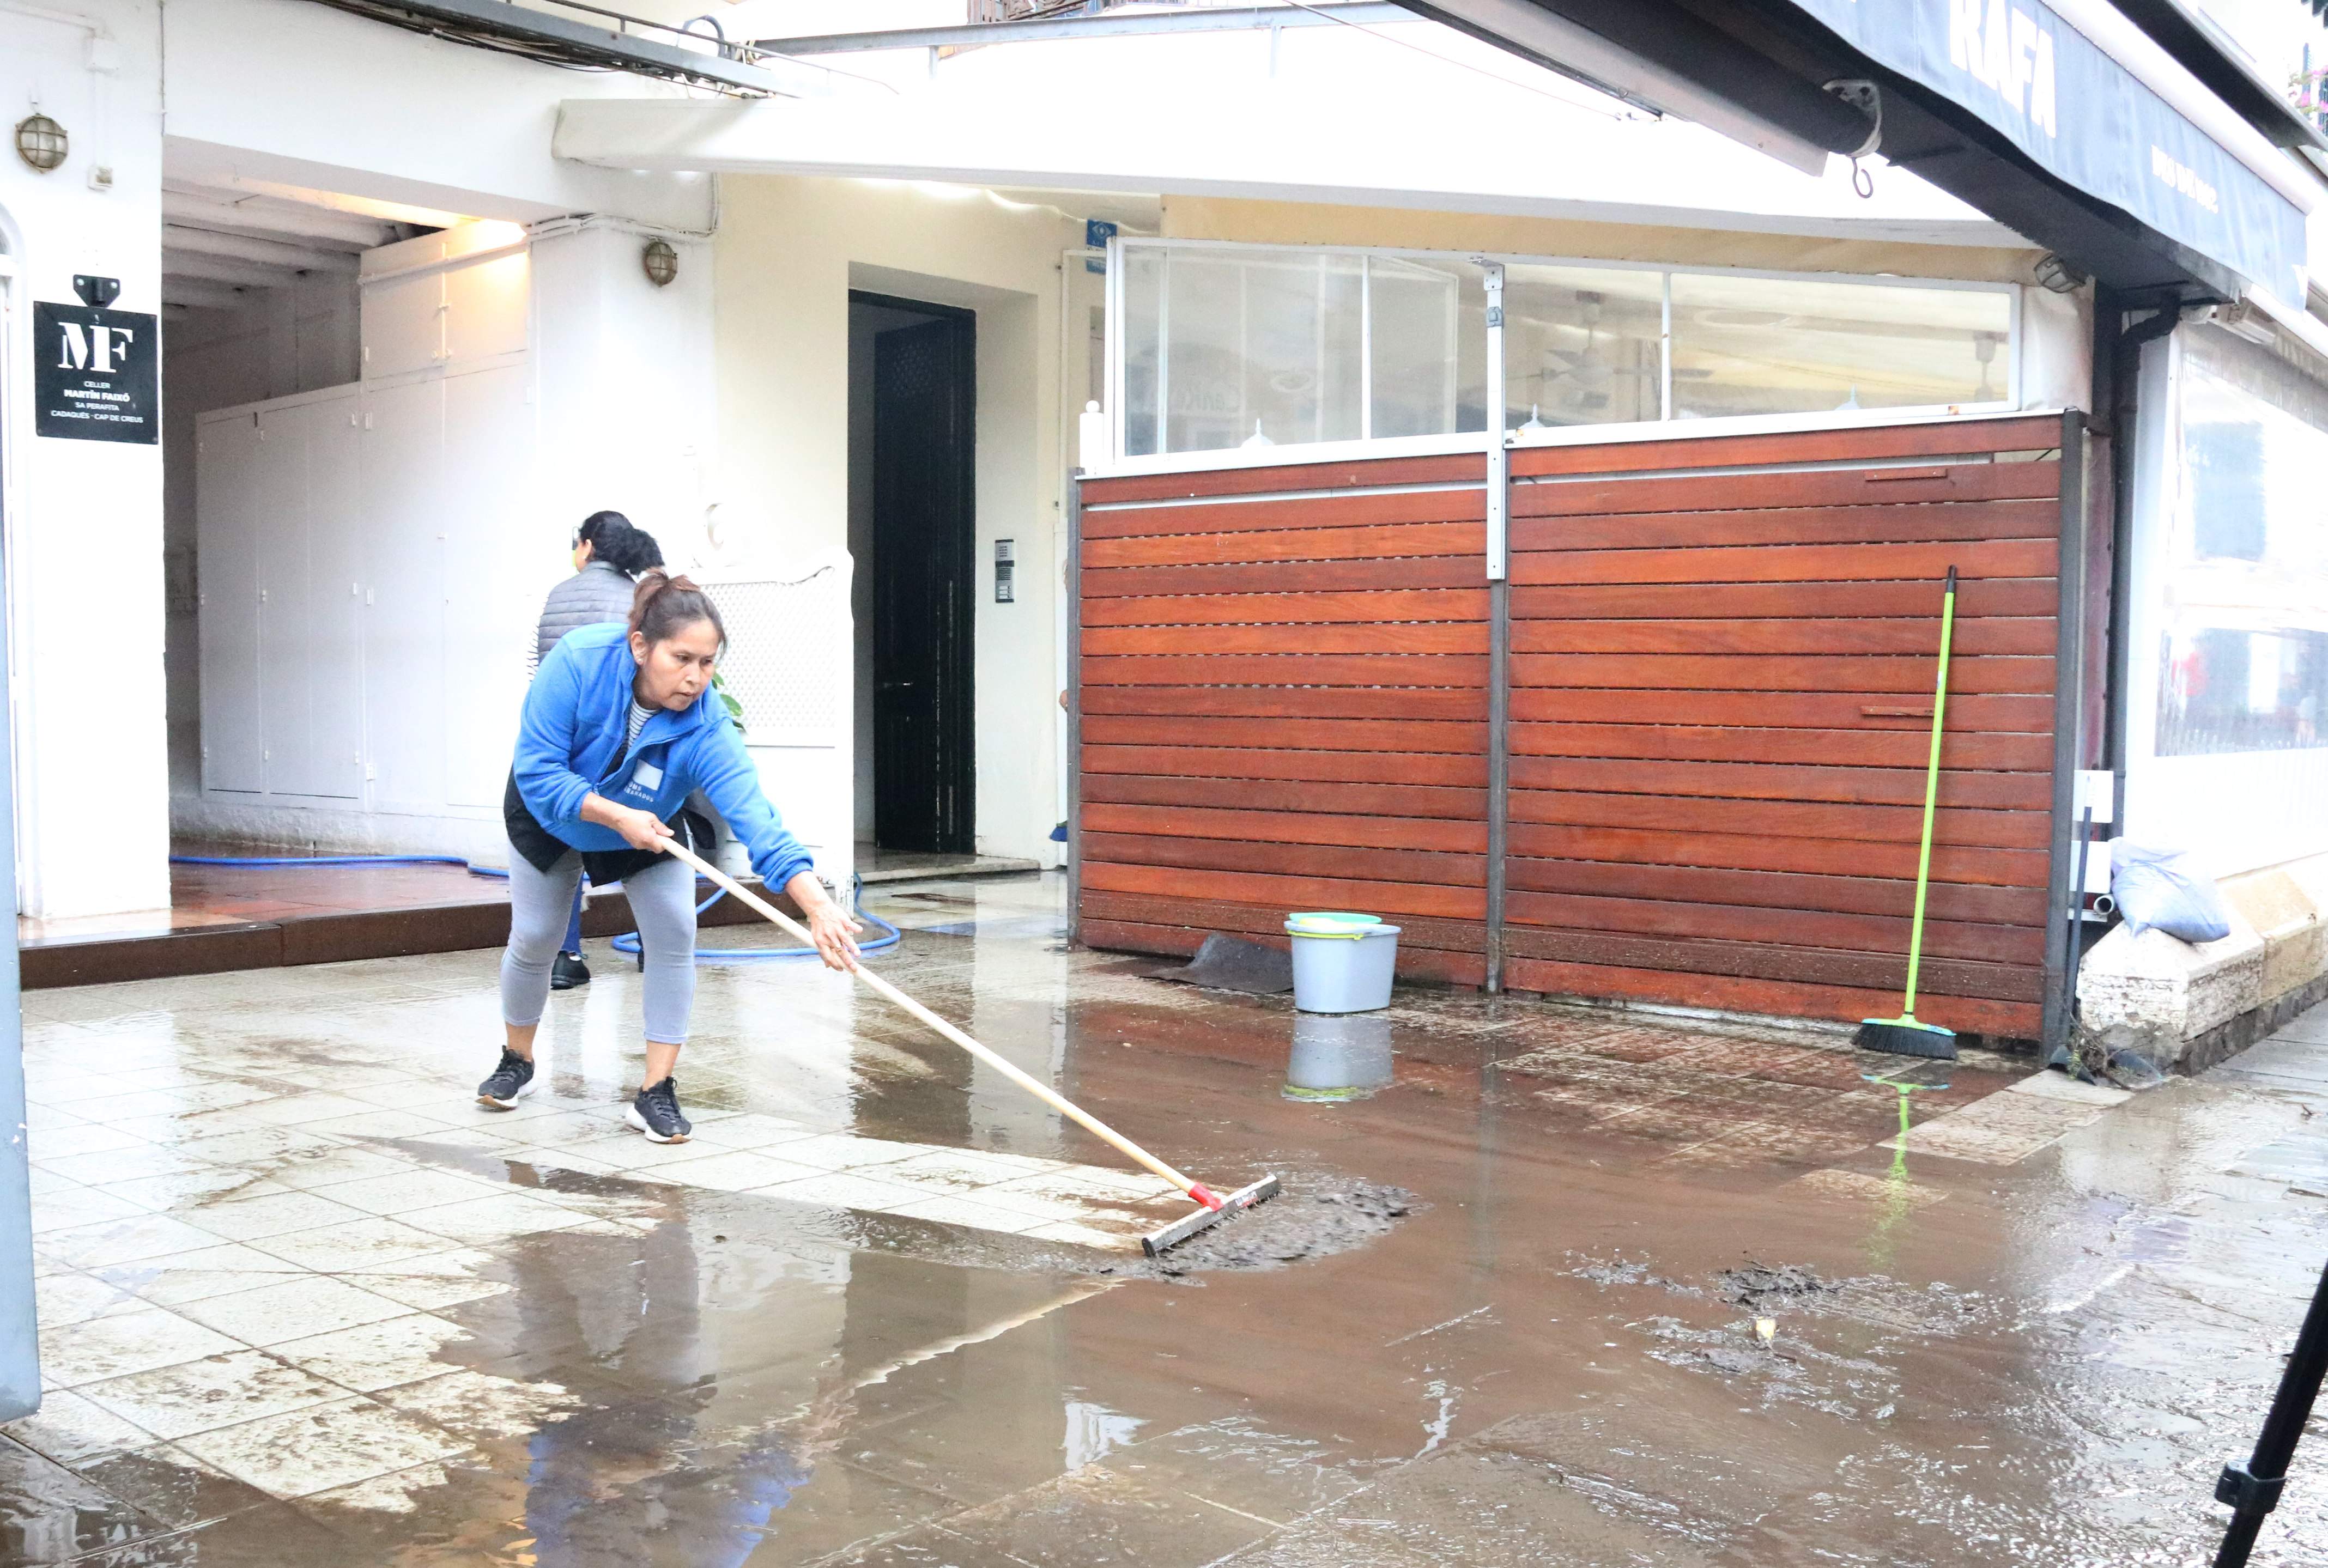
{"left": 1098, "top": 235, "right": 2023, "bottom": 476}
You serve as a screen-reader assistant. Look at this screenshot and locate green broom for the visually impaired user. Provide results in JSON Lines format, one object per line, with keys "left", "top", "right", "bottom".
{"left": 1858, "top": 566, "right": 1960, "bottom": 1061}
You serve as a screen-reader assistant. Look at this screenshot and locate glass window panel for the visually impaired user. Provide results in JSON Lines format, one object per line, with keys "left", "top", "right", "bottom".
{"left": 1668, "top": 274, "right": 2011, "bottom": 418}
{"left": 1121, "top": 246, "right": 1362, "bottom": 455}
{"left": 1120, "top": 245, "right": 1163, "bottom": 457}
{"left": 2155, "top": 328, "right": 2328, "bottom": 756}
{"left": 1502, "top": 264, "right": 1664, "bottom": 430}
{"left": 2157, "top": 629, "right": 2328, "bottom": 755}
{"left": 1368, "top": 255, "right": 1488, "bottom": 439}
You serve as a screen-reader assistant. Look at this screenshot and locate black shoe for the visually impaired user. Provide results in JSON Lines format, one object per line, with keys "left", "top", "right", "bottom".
{"left": 550, "top": 952, "right": 591, "bottom": 990}
{"left": 626, "top": 1077, "right": 692, "bottom": 1143}
{"left": 477, "top": 1049, "right": 536, "bottom": 1110}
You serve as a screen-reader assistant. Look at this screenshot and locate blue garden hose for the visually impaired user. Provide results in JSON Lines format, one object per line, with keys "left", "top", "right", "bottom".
{"left": 171, "top": 853, "right": 507, "bottom": 878}
{"left": 168, "top": 853, "right": 899, "bottom": 963}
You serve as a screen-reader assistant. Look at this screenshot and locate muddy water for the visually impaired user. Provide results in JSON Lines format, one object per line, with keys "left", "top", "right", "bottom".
{"left": 15, "top": 876, "right": 2328, "bottom": 1565}
{"left": 384, "top": 973, "right": 2314, "bottom": 1563}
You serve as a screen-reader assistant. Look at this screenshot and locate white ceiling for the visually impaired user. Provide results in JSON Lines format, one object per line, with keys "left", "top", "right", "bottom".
{"left": 159, "top": 172, "right": 435, "bottom": 314}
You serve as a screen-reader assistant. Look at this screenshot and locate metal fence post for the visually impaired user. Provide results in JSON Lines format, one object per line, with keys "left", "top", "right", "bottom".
{"left": 1482, "top": 263, "right": 1509, "bottom": 994}
{"left": 1065, "top": 473, "right": 1084, "bottom": 948}
{"left": 2044, "top": 410, "right": 2091, "bottom": 1053}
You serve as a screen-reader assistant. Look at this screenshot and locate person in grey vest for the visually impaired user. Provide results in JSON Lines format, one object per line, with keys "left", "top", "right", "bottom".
{"left": 536, "top": 510, "right": 663, "bottom": 988}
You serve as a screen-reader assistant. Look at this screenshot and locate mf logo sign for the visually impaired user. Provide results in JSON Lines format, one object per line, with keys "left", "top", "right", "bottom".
{"left": 56, "top": 319, "right": 138, "bottom": 375}
{"left": 34, "top": 301, "right": 158, "bottom": 443}
{"left": 1949, "top": 0, "right": 2059, "bottom": 137}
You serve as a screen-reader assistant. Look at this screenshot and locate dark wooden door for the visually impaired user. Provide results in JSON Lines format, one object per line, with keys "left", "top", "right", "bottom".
{"left": 872, "top": 312, "right": 976, "bottom": 854}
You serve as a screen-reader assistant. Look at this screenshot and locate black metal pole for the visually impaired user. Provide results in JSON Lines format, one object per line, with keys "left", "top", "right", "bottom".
{"left": 2214, "top": 1250, "right": 2328, "bottom": 1566}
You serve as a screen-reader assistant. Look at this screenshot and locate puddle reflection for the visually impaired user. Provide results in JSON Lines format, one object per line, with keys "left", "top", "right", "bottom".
{"left": 1285, "top": 1014, "right": 1396, "bottom": 1103}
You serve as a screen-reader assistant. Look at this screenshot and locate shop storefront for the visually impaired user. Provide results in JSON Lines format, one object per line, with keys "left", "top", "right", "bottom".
{"left": 1071, "top": 233, "right": 2086, "bottom": 1043}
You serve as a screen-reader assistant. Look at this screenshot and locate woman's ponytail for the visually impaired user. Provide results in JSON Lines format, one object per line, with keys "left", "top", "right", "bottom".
{"left": 629, "top": 569, "right": 728, "bottom": 650}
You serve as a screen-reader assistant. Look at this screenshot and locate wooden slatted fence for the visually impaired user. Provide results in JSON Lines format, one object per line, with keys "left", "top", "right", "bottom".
{"left": 1501, "top": 415, "right": 2067, "bottom": 1038}
{"left": 1072, "top": 415, "right": 2077, "bottom": 1041}
{"left": 1076, "top": 454, "right": 1492, "bottom": 984}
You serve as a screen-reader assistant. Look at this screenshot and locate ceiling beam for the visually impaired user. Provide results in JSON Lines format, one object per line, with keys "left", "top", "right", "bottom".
{"left": 162, "top": 224, "right": 360, "bottom": 272}
{"left": 159, "top": 277, "right": 274, "bottom": 312}
{"left": 163, "top": 252, "right": 305, "bottom": 289}
{"left": 753, "top": 4, "right": 1416, "bottom": 55}
{"left": 161, "top": 186, "right": 394, "bottom": 250}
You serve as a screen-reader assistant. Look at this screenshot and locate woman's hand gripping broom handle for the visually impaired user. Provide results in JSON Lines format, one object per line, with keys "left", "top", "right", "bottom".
{"left": 657, "top": 840, "right": 1226, "bottom": 1211}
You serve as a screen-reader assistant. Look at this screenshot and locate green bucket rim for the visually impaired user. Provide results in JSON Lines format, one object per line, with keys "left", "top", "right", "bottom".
{"left": 1284, "top": 917, "right": 1380, "bottom": 939}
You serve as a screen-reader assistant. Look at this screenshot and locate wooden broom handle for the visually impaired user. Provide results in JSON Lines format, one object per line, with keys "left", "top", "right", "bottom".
{"left": 657, "top": 840, "right": 1212, "bottom": 1204}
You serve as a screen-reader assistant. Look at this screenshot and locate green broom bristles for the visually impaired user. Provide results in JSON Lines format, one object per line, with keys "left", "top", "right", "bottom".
{"left": 1856, "top": 1013, "right": 1958, "bottom": 1060}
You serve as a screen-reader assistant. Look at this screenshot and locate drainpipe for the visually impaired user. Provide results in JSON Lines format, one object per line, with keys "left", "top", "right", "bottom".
{"left": 2100, "top": 291, "right": 2189, "bottom": 819}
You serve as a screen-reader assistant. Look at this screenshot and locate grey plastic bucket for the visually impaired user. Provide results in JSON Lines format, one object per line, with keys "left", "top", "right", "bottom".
{"left": 1283, "top": 916, "right": 1400, "bottom": 1013}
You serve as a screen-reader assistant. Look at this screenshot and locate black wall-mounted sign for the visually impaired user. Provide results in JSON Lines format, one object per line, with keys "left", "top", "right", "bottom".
{"left": 34, "top": 301, "right": 158, "bottom": 443}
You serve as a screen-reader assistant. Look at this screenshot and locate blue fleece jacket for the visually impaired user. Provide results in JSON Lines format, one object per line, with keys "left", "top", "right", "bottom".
{"left": 512, "top": 621, "right": 814, "bottom": 891}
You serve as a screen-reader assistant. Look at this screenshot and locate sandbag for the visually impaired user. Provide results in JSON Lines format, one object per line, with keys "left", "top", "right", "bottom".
{"left": 2110, "top": 841, "right": 2233, "bottom": 944}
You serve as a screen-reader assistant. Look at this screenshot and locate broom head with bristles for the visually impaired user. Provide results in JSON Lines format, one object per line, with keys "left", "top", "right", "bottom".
{"left": 1856, "top": 1013, "right": 1957, "bottom": 1060}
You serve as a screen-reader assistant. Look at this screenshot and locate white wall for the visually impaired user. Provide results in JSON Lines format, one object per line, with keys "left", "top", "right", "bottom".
{"left": 530, "top": 222, "right": 717, "bottom": 574}
{"left": 163, "top": 276, "right": 360, "bottom": 802}
{"left": 179, "top": 219, "right": 742, "bottom": 867}
{"left": 2019, "top": 283, "right": 2093, "bottom": 415}
{"left": 715, "top": 178, "right": 1082, "bottom": 865}
{"left": 1, "top": 0, "right": 169, "bottom": 919}
{"left": 161, "top": 0, "right": 718, "bottom": 232}
{"left": 184, "top": 224, "right": 541, "bottom": 857}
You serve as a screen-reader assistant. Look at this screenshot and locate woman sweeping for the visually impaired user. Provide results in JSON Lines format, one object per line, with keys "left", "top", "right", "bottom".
{"left": 535, "top": 510, "right": 665, "bottom": 990}
{"left": 482, "top": 571, "right": 862, "bottom": 1140}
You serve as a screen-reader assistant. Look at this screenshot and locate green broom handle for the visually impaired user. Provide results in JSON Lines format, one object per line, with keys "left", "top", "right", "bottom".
{"left": 1904, "top": 567, "right": 1957, "bottom": 1014}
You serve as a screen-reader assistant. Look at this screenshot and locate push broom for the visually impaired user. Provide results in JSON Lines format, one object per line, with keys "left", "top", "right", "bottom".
{"left": 658, "top": 838, "right": 1279, "bottom": 1255}
{"left": 1858, "top": 566, "right": 1961, "bottom": 1062}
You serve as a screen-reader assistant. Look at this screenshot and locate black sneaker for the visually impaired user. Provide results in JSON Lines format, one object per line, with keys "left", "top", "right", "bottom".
{"left": 550, "top": 952, "right": 591, "bottom": 990}
{"left": 626, "top": 1077, "right": 692, "bottom": 1143}
{"left": 477, "top": 1049, "right": 536, "bottom": 1110}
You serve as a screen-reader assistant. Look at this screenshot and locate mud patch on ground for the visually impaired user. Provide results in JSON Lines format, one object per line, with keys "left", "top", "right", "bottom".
{"left": 1562, "top": 1252, "right": 1704, "bottom": 1297}
{"left": 835, "top": 1175, "right": 1418, "bottom": 1280}
{"left": 1636, "top": 1314, "right": 1900, "bottom": 1420}
{"left": 1715, "top": 1261, "right": 1836, "bottom": 1308}
{"left": 1566, "top": 1249, "right": 2011, "bottom": 1339}
{"left": 1143, "top": 1177, "right": 1418, "bottom": 1277}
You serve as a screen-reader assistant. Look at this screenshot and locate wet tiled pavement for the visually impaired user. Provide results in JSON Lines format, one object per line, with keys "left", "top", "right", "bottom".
{"left": 7, "top": 871, "right": 2328, "bottom": 1564}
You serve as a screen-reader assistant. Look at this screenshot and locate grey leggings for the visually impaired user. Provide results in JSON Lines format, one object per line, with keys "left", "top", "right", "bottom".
{"left": 501, "top": 848, "right": 697, "bottom": 1046}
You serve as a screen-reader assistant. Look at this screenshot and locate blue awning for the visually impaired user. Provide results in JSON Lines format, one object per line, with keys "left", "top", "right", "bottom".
{"left": 1789, "top": 0, "right": 2309, "bottom": 301}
